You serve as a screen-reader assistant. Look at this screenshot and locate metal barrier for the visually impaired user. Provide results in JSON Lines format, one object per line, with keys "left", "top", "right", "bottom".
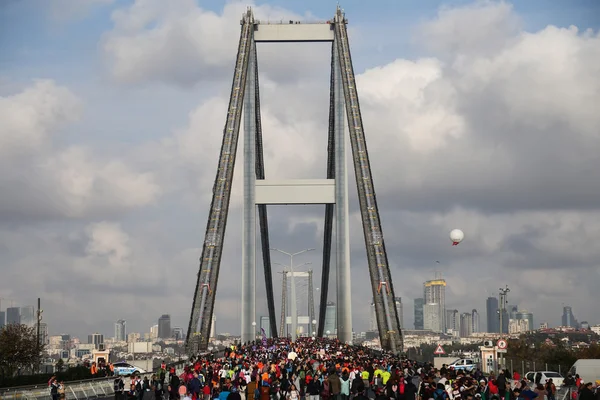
{"left": 0, "top": 365, "right": 188, "bottom": 400}
{"left": 0, "top": 350, "right": 222, "bottom": 400}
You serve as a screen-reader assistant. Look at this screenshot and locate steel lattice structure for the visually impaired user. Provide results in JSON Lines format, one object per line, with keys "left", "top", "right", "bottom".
{"left": 186, "top": 6, "right": 404, "bottom": 354}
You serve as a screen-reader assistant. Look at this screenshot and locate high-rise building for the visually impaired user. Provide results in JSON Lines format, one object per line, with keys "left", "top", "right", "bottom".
{"left": 509, "top": 319, "right": 529, "bottom": 334}
{"left": 508, "top": 305, "right": 519, "bottom": 319}
{"left": 394, "top": 297, "right": 404, "bottom": 329}
{"left": 501, "top": 309, "right": 509, "bottom": 333}
{"left": 562, "top": 306, "right": 579, "bottom": 328}
{"left": 20, "top": 306, "right": 35, "bottom": 328}
{"left": 424, "top": 279, "right": 446, "bottom": 332}
{"left": 324, "top": 302, "right": 336, "bottom": 334}
{"left": 260, "top": 316, "right": 271, "bottom": 338}
{"left": 460, "top": 312, "right": 473, "bottom": 337}
{"left": 87, "top": 333, "right": 104, "bottom": 349}
{"left": 0, "top": 311, "right": 5, "bottom": 330}
{"left": 6, "top": 307, "right": 20, "bottom": 325}
{"left": 369, "top": 302, "right": 378, "bottom": 331}
{"left": 39, "top": 323, "right": 48, "bottom": 345}
{"left": 424, "top": 303, "right": 441, "bottom": 332}
{"left": 486, "top": 297, "right": 499, "bottom": 333}
{"left": 172, "top": 327, "right": 184, "bottom": 340}
{"left": 414, "top": 298, "right": 424, "bottom": 330}
{"left": 516, "top": 310, "right": 533, "bottom": 331}
{"left": 150, "top": 325, "right": 158, "bottom": 339}
{"left": 472, "top": 309, "right": 480, "bottom": 333}
{"left": 446, "top": 309, "right": 459, "bottom": 333}
{"left": 210, "top": 314, "right": 216, "bottom": 338}
{"left": 158, "top": 314, "right": 171, "bottom": 339}
{"left": 115, "top": 320, "right": 126, "bottom": 341}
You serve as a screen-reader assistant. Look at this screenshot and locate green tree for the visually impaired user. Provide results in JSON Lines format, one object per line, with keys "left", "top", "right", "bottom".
{"left": 0, "top": 324, "right": 44, "bottom": 377}
{"left": 55, "top": 358, "right": 65, "bottom": 372}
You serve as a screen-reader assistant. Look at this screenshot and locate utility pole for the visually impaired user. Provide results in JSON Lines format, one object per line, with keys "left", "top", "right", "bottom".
{"left": 498, "top": 286, "right": 509, "bottom": 371}
{"left": 36, "top": 298, "right": 43, "bottom": 374}
{"left": 498, "top": 286, "right": 510, "bottom": 334}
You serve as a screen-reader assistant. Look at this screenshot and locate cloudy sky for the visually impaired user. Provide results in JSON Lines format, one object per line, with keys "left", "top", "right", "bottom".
{"left": 1, "top": 0, "right": 599, "bottom": 339}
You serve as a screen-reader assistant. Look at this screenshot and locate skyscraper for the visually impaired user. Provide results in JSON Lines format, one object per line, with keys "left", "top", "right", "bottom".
{"left": 424, "top": 303, "right": 441, "bottom": 332}
{"left": 20, "top": 306, "right": 35, "bottom": 328}
{"left": 508, "top": 305, "right": 519, "bottom": 319}
{"left": 88, "top": 333, "right": 104, "bottom": 348}
{"left": 394, "top": 297, "right": 404, "bottom": 329}
{"left": 115, "top": 319, "right": 126, "bottom": 341}
{"left": 6, "top": 307, "right": 20, "bottom": 325}
{"left": 486, "top": 297, "right": 499, "bottom": 333}
{"left": 460, "top": 313, "right": 473, "bottom": 337}
{"left": 39, "top": 323, "right": 48, "bottom": 345}
{"left": 472, "top": 309, "right": 480, "bottom": 333}
{"left": 0, "top": 311, "right": 5, "bottom": 329}
{"left": 446, "top": 309, "right": 459, "bottom": 333}
{"left": 424, "top": 279, "right": 446, "bottom": 332}
{"left": 324, "top": 302, "right": 337, "bottom": 334}
{"left": 210, "top": 314, "right": 216, "bottom": 338}
{"left": 158, "top": 314, "right": 171, "bottom": 339}
{"left": 414, "top": 298, "right": 424, "bottom": 330}
{"left": 516, "top": 310, "right": 533, "bottom": 331}
{"left": 562, "top": 306, "right": 578, "bottom": 328}
{"left": 172, "top": 327, "right": 184, "bottom": 340}
{"left": 370, "top": 302, "right": 378, "bottom": 331}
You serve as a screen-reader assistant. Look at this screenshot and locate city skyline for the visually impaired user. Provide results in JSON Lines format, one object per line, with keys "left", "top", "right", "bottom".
{"left": 1, "top": 0, "right": 599, "bottom": 337}
{"left": 0, "top": 291, "right": 591, "bottom": 338}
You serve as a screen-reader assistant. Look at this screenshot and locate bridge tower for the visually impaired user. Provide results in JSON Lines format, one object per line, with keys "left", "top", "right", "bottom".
{"left": 186, "top": 6, "right": 404, "bottom": 354}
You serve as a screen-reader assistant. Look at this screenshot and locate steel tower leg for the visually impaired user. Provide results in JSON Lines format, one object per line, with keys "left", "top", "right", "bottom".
{"left": 185, "top": 11, "right": 254, "bottom": 352}
{"left": 241, "top": 39, "right": 257, "bottom": 345}
{"left": 334, "top": 7, "right": 403, "bottom": 353}
{"left": 317, "top": 43, "right": 337, "bottom": 338}
{"left": 334, "top": 35, "right": 352, "bottom": 344}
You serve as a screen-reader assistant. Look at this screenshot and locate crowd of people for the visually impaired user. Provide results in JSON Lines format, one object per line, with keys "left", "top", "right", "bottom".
{"left": 110, "top": 337, "right": 600, "bottom": 400}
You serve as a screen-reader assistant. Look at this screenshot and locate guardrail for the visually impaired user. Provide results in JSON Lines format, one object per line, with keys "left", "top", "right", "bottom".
{"left": 0, "top": 350, "right": 223, "bottom": 400}
{"left": 0, "top": 365, "right": 187, "bottom": 400}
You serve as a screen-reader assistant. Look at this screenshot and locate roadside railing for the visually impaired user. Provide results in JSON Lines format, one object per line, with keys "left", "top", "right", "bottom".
{"left": 0, "top": 350, "right": 223, "bottom": 400}
{"left": 0, "top": 362, "right": 188, "bottom": 400}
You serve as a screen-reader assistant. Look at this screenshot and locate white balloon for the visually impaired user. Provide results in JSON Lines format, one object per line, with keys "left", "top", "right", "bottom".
{"left": 449, "top": 229, "right": 464, "bottom": 245}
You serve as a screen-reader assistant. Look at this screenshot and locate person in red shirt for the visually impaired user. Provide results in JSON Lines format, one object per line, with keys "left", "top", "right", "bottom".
{"left": 513, "top": 371, "right": 521, "bottom": 382}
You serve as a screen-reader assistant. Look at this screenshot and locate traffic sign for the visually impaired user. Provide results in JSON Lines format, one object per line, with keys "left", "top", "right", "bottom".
{"left": 434, "top": 344, "right": 446, "bottom": 355}
{"left": 497, "top": 339, "right": 508, "bottom": 349}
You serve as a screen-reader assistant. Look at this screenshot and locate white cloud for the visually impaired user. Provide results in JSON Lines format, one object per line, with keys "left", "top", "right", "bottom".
{"left": 416, "top": 1, "right": 522, "bottom": 58}
{"left": 0, "top": 80, "right": 161, "bottom": 221}
{"left": 0, "top": 80, "right": 81, "bottom": 158}
{"left": 102, "top": 0, "right": 330, "bottom": 86}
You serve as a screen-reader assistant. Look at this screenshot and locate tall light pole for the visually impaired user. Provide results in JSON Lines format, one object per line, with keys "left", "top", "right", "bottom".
{"left": 271, "top": 248, "right": 315, "bottom": 342}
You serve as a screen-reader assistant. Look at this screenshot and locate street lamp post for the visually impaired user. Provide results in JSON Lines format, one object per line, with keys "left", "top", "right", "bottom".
{"left": 271, "top": 248, "right": 315, "bottom": 342}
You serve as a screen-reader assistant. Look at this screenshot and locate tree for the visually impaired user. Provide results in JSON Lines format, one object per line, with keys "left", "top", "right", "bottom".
{"left": 0, "top": 324, "right": 44, "bottom": 377}
{"left": 55, "top": 358, "right": 64, "bottom": 373}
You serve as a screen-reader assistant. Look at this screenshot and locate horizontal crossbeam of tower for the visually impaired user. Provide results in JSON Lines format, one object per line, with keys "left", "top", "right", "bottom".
{"left": 185, "top": 6, "right": 403, "bottom": 354}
